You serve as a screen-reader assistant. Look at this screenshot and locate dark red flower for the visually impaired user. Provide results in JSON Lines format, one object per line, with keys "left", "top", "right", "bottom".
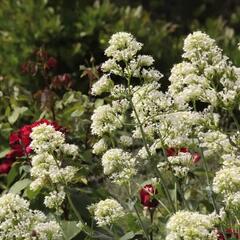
{"left": 140, "top": 184, "right": 159, "bottom": 208}
{"left": 51, "top": 73, "right": 72, "bottom": 89}
{"left": 166, "top": 147, "right": 177, "bottom": 157}
{"left": 0, "top": 159, "right": 13, "bottom": 174}
{"left": 46, "top": 57, "right": 58, "bottom": 70}
{"left": 5, "top": 119, "right": 65, "bottom": 162}
{"left": 217, "top": 228, "right": 240, "bottom": 239}
{"left": 192, "top": 152, "right": 201, "bottom": 163}
{"left": 166, "top": 147, "right": 201, "bottom": 163}
{"left": 21, "top": 62, "right": 30, "bottom": 74}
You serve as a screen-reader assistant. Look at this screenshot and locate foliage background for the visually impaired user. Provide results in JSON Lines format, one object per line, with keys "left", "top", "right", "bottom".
{"left": 1, "top": 1, "right": 240, "bottom": 238}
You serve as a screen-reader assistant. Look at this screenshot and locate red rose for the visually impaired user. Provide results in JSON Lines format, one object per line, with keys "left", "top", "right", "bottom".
{"left": 46, "top": 57, "right": 58, "bottom": 70}
{"left": 5, "top": 119, "right": 65, "bottom": 162}
{"left": 0, "top": 159, "right": 13, "bottom": 174}
{"left": 217, "top": 228, "right": 240, "bottom": 239}
{"left": 140, "top": 184, "right": 159, "bottom": 208}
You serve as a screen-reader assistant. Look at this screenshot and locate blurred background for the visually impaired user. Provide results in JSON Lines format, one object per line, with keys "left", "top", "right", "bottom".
{"left": 1, "top": 0, "right": 240, "bottom": 92}
{"left": 1, "top": 0, "right": 240, "bottom": 154}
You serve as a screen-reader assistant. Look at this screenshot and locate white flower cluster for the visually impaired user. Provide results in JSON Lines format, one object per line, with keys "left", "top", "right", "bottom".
{"left": 166, "top": 151, "right": 193, "bottom": 178}
{"left": 30, "top": 124, "right": 78, "bottom": 191}
{"left": 91, "top": 104, "right": 124, "bottom": 137}
{"left": 30, "top": 123, "right": 65, "bottom": 154}
{"left": 0, "top": 193, "right": 62, "bottom": 239}
{"left": 88, "top": 199, "right": 125, "bottom": 227}
{"left": 169, "top": 31, "right": 240, "bottom": 109}
{"left": 166, "top": 210, "right": 217, "bottom": 240}
{"left": 199, "top": 130, "right": 235, "bottom": 156}
{"left": 213, "top": 151, "right": 240, "bottom": 213}
{"left": 44, "top": 188, "right": 66, "bottom": 214}
{"left": 105, "top": 32, "right": 143, "bottom": 61}
{"left": 92, "top": 75, "right": 114, "bottom": 96}
{"left": 102, "top": 148, "right": 136, "bottom": 184}
{"left": 29, "top": 123, "right": 79, "bottom": 216}
{"left": 92, "top": 138, "right": 108, "bottom": 155}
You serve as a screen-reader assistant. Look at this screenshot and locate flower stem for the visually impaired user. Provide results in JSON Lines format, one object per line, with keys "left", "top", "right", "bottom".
{"left": 129, "top": 98, "right": 176, "bottom": 213}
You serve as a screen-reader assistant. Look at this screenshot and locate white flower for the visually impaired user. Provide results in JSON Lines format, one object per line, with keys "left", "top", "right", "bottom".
{"left": 120, "top": 135, "right": 133, "bottom": 147}
{"left": 167, "top": 152, "right": 194, "bottom": 178}
{"left": 34, "top": 221, "right": 62, "bottom": 240}
{"left": 225, "top": 191, "right": 240, "bottom": 210}
{"left": 89, "top": 199, "right": 125, "bottom": 226}
{"left": 101, "top": 59, "right": 122, "bottom": 75}
{"left": 91, "top": 75, "right": 114, "bottom": 96}
{"left": 44, "top": 188, "right": 66, "bottom": 213}
{"left": 102, "top": 148, "right": 136, "bottom": 184}
{"left": 105, "top": 32, "right": 143, "bottom": 61}
{"left": 61, "top": 143, "right": 79, "bottom": 157}
{"left": 183, "top": 31, "right": 222, "bottom": 64}
{"left": 137, "top": 55, "right": 155, "bottom": 67}
{"left": 141, "top": 68, "right": 163, "bottom": 82}
{"left": 30, "top": 123, "right": 65, "bottom": 153}
{"left": 91, "top": 105, "right": 123, "bottom": 136}
{"left": 50, "top": 166, "right": 78, "bottom": 184}
{"left": 213, "top": 166, "right": 240, "bottom": 195}
{"left": 166, "top": 210, "right": 217, "bottom": 240}
{"left": 111, "top": 84, "right": 127, "bottom": 98}
{"left": 0, "top": 193, "right": 62, "bottom": 239}
{"left": 30, "top": 152, "right": 78, "bottom": 191}
{"left": 92, "top": 138, "right": 108, "bottom": 155}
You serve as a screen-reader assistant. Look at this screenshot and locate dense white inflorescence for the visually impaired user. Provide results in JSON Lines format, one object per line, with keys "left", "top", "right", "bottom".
{"left": 166, "top": 210, "right": 217, "bottom": 240}
{"left": 101, "top": 148, "right": 136, "bottom": 184}
{"left": 44, "top": 188, "right": 66, "bottom": 214}
{"left": 89, "top": 198, "right": 125, "bottom": 227}
{"left": 90, "top": 31, "right": 240, "bottom": 238}
{"left": 0, "top": 193, "right": 62, "bottom": 239}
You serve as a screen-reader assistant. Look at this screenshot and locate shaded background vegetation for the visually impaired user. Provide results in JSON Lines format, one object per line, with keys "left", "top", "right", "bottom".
{"left": 0, "top": 2, "right": 240, "bottom": 238}
{"left": 1, "top": 0, "right": 240, "bottom": 89}
{"left": 1, "top": 0, "right": 240, "bottom": 155}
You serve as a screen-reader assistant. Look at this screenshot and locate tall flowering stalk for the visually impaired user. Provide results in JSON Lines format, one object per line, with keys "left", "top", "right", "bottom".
{"left": 90, "top": 31, "right": 240, "bottom": 239}
{"left": 2, "top": 31, "right": 240, "bottom": 240}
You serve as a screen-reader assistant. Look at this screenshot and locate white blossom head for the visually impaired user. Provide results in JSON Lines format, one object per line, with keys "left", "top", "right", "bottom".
{"left": 105, "top": 32, "right": 143, "bottom": 61}
{"left": 101, "top": 148, "right": 136, "bottom": 184}
{"left": 88, "top": 199, "right": 125, "bottom": 227}
{"left": 0, "top": 193, "right": 62, "bottom": 239}
{"left": 166, "top": 210, "right": 217, "bottom": 240}
{"left": 30, "top": 123, "right": 65, "bottom": 153}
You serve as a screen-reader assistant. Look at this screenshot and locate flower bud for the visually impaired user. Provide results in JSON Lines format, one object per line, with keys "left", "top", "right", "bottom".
{"left": 139, "top": 184, "right": 159, "bottom": 208}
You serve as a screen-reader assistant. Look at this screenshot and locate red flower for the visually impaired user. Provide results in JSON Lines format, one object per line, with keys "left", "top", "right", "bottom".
{"left": 217, "top": 228, "right": 240, "bottom": 239}
{"left": 46, "top": 57, "right": 58, "bottom": 70}
{"left": 140, "top": 184, "right": 159, "bottom": 208}
{"left": 166, "top": 147, "right": 201, "bottom": 163}
{"left": 0, "top": 159, "right": 13, "bottom": 174}
{"left": 51, "top": 73, "right": 72, "bottom": 89}
{"left": 5, "top": 119, "right": 65, "bottom": 162}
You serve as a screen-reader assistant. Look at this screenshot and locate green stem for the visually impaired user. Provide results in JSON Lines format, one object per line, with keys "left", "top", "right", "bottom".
{"left": 52, "top": 155, "right": 91, "bottom": 235}
{"left": 197, "top": 141, "right": 218, "bottom": 212}
{"left": 230, "top": 110, "right": 240, "bottom": 131}
{"left": 133, "top": 204, "right": 150, "bottom": 240}
{"left": 130, "top": 98, "right": 176, "bottom": 213}
{"left": 149, "top": 209, "right": 154, "bottom": 240}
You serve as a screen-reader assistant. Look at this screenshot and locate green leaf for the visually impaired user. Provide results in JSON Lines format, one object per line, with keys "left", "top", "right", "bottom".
{"left": 9, "top": 178, "right": 31, "bottom": 194}
{"left": 0, "top": 148, "right": 10, "bottom": 158}
{"left": 25, "top": 187, "right": 41, "bottom": 200}
{"left": 61, "top": 221, "right": 82, "bottom": 239}
{"left": 7, "top": 162, "right": 20, "bottom": 187}
{"left": 119, "top": 232, "right": 135, "bottom": 240}
{"left": 8, "top": 107, "right": 28, "bottom": 124}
